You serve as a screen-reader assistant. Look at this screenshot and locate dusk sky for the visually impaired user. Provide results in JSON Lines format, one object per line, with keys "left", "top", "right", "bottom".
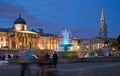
{"left": 0, "top": 0, "right": 120, "bottom": 39}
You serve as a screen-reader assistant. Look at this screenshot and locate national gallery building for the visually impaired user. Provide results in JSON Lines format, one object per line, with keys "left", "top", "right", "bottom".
{"left": 0, "top": 15, "right": 81, "bottom": 51}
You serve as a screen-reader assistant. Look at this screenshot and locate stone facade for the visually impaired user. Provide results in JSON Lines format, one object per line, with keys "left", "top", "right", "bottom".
{"left": 0, "top": 15, "right": 81, "bottom": 51}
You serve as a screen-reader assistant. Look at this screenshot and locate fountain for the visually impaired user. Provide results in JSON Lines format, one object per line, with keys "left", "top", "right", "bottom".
{"left": 59, "top": 29, "right": 73, "bottom": 51}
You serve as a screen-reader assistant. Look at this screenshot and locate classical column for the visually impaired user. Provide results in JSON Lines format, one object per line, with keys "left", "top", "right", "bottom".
{"left": 8, "top": 36, "right": 12, "bottom": 49}
{"left": 50, "top": 37, "right": 51, "bottom": 50}
{"left": 35, "top": 36, "right": 37, "bottom": 49}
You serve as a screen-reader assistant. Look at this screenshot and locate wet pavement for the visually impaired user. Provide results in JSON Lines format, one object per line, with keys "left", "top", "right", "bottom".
{"left": 0, "top": 62, "right": 120, "bottom": 76}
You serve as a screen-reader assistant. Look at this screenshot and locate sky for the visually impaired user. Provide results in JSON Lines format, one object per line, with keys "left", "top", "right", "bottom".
{"left": 0, "top": 0, "right": 120, "bottom": 39}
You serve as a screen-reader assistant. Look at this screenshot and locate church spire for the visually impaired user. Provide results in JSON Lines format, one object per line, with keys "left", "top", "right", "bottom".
{"left": 101, "top": 8, "right": 104, "bottom": 18}
{"left": 100, "top": 8, "right": 105, "bottom": 23}
{"left": 99, "top": 8, "right": 108, "bottom": 39}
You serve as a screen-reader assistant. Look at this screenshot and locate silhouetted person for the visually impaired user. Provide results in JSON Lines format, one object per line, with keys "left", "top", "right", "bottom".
{"left": 52, "top": 51, "right": 58, "bottom": 67}
{"left": 8, "top": 54, "right": 11, "bottom": 59}
{"left": 2, "top": 55, "right": 5, "bottom": 61}
{"left": 37, "top": 53, "right": 50, "bottom": 76}
{"left": 20, "top": 51, "right": 33, "bottom": 76}
{"left": 45, "top": 53, "right": 50, "bottom": 61}
{"left": 21, "top": 63, "right": 31, "bottom": 76}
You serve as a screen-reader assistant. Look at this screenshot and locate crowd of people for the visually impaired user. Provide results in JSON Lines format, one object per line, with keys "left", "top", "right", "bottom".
{"left": 0, "top": 50, "right": 59, "bottom": 67}
{"left": 44, "top": 51, "right": 58, "bottom": 67}
{"left": 0, "top": 54, "right": 13, "bottom": 61}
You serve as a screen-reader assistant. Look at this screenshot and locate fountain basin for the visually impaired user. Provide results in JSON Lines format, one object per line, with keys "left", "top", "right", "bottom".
{"left": 59, "top": 44, "right": 73, "bottom": 51}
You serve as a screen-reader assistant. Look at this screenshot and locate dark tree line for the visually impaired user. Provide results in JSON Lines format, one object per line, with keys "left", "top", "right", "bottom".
{"left": 117, "top": 34, "right": 120, "bottom": 50}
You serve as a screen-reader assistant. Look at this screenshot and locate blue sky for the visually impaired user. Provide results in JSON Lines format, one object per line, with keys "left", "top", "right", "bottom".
{"left": 0, "top": 0, "right": 120, "bottom": 39}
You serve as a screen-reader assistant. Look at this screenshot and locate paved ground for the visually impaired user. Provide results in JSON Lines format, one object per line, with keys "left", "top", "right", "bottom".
{"left": 0, "top": 62, "right": 120, "bottom": 76}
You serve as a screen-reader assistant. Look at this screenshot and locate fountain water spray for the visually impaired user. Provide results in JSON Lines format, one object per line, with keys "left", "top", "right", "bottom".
{"left": 59, "top": 29, "right": 73, "bottom": 51}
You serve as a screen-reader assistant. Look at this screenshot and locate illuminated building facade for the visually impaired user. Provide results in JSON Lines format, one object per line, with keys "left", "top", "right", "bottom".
{"left": 0, "top": 14, "right": 81, "bottom": 51}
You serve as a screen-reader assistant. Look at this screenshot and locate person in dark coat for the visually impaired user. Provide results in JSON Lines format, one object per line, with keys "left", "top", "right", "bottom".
{"left": 52, "top": 51, "right": 58, "bottom": 67}
{"left": 2, "top": 55, "right": 6, "bottom": 61}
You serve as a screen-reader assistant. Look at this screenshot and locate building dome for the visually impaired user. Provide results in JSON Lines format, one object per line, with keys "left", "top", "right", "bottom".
{"left": 14, "top": 14, "right": 26, "bottom": 24}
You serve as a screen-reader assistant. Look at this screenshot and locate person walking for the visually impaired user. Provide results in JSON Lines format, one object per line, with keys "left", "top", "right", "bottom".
{"left": 52, "top": 51, "right": 58, "bottom": 67}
